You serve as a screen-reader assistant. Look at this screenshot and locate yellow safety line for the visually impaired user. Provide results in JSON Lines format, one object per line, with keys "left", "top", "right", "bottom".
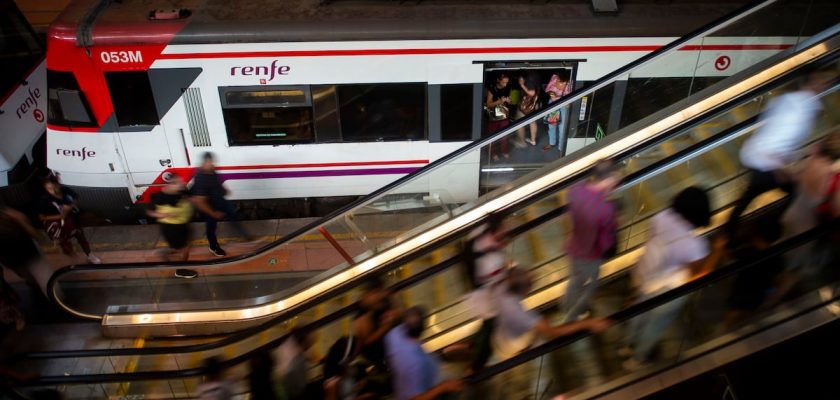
{"left": 115, "top": 337, "right": 145, "bottom": 397}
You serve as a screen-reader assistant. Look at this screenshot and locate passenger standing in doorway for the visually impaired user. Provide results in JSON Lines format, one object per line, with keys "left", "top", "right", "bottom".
{"left": 725, "top": 68, "right": 835, "bottom": 240}
{"left": 38, "top": 176, "right": 100, "bottom": 264}
{"left": 514, "top": 73, "right": 541, "bottom": 147}
{"left": 485, "top": 73, "right": 512, "bottom": 160}
{"left": 147, "top": 175, "right": 193, "bottom": 261}
{"left": 563, "top": 159, "right": 621, "bottom": 322}
{"left": 542, "top": 73, "right": 572, "bottom": 154}
{"left": 191, "top": 152, "right": 251, "bottom": 257}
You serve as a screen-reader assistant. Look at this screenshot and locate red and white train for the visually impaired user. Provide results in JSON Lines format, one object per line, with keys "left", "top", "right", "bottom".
{"left": 44, "top": 0, "right": 792, "bottom": 220}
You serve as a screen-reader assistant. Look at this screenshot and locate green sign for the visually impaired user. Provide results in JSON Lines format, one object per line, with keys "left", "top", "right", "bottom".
{"left": 594, "top": 123, "right": 605, "bottom": 141}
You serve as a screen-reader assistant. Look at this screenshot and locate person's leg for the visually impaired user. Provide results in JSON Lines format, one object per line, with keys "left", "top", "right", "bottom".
{"left": 557, "top": 107, "right": 569, "bottom": 155}
{"left": 470, "top": 318, "right": 495, "bottom": 372}
{"left": 563, "top": 259, "right": 602, "bottom": 322}
{"left": 529, "top": 121, "right": 538, "bottom": 144}
{"left": 219, "top": 200, "right": 251, "bottom": 241}
{"left": 632, "top": 296, "right": 688, "bottom": 362}
{"left": 58, "top": 239, "right": 75, "bottom": 256}
{"left": 74, "top": 229, "right": 92, "bottom": 255}
{"left": 548, "top": 124, "right": 557, "bottom": 147}
{"left": 515, "top": 110, "right": 527, "bottom": 147}
{"left": 204, "top": 214, "right": 220, "bottom": 251}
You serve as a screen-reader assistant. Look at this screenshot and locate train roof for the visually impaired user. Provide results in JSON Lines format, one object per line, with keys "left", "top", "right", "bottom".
{"left": 49, "top": 0, "right": 750, "bottom": 46}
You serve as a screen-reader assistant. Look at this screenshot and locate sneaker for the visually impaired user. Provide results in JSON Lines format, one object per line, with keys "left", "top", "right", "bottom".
{"left": 209, "top": 247, "right": 227, "bottom": 257}
{"left": 87, "top": 254, "right": 102, "bottom": 264}
{"left": 175, "top": 268, "right": 199, "bottom": 278}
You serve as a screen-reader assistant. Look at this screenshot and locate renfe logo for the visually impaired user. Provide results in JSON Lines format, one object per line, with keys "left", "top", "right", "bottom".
{"left": 230, "top": 60, "right": 291, "bottom": 82}
{"left": 57, "top": 147, "right": 96, "bottom": 161}
{"left": 16, "top": 87, "right": 41, "bottom": 119}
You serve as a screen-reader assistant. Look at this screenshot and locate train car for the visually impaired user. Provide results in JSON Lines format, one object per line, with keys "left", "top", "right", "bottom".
{"left": 44, "top": 0, "right": 789, "bottom": 220}
{"left": 0, "top": 0, "right": 46, "bottom": 210}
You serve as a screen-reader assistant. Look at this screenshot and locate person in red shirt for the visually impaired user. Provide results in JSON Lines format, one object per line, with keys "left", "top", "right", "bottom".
{"left": 562, "top": 159, "right": 621, "bottom": 322}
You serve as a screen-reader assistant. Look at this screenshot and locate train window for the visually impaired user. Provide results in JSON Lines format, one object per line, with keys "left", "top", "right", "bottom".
{"left": 220, "top": 86, "right": 314, "bottom": 146}
{"left": 312, "top": 85, "right": 342, "bottom": 142}
{"left": 47, "top": 70, "right": 96, "bottom": 127}
{"left": 440, "top": 84, "right": 473, "bottom": 141}
{"left": 337, "top": 83, "right": 426, "bottom": 142}
{"left": 104, "top": 72, "right": 160, "bottom": 126}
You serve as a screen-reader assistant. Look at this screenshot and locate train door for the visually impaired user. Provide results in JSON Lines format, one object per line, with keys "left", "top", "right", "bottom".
{"left": 108, "top": 69, "right": 200, "bottom": 187}
{"left": 479, "top": 61, "right": 578, "bottom": 190}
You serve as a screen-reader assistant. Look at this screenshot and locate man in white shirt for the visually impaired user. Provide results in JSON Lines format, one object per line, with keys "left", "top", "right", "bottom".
{"left": 726, "top": 68, "right": 835, "bottom": 239}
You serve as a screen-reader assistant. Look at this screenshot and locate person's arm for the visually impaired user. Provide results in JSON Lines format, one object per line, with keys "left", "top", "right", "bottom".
{"left": 688, "top": 236, "right": 727, "bottom": 281}
{"left": 191, "top": 196, "right": 224, "bottom": 219}
{"left": 535, "top": 317, "right": 611, "bottom": 340}
{"left": 485, "top": 90, "right": 499, "bottom": 108}
{"left": 519, "top": 79, "right": 537, "bottom": 97}
{"left": 409, "top": 380, "right": 464, "bottom": 400}
{"left": 146, "top": 207, "right": 173, "bottom": 219}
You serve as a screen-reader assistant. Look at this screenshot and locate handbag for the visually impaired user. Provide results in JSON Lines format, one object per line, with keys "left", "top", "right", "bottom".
{"left": 484, "top": 104, "right": 509, "bottom": 121}
{"left": 43, "top": 201, "right": 79, "bottom": 242}
{"left": 518, "top": 94, "right": 538, "bottom": 114}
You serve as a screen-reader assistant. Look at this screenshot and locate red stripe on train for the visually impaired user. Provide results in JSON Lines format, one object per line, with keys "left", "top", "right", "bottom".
{"left": 215, "top": 160, "right": 430, "bottom": 170}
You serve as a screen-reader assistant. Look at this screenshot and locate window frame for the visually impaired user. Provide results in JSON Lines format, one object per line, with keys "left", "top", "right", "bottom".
{"left": 335, "top": 82, "right": 428, "bottom": 143}
{"left": 219, "top": 85, "right": 316, "bottom": 146}
{"left": 46, "top": 70, "right": 97, "bottom": 128}
{"left": 104, "top": 71, "right": 161, "bottom": 128}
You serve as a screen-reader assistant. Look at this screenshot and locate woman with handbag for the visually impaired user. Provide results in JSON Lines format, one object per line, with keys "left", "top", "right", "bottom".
{"left": 484, "top": 73, "right": 512, "bottom": 160}
{"left": 542, "top": 73, "right": 572, "bottom": 154}
{"left": 514, "top": 74, "right": 541, "bottom": 147}
{"left": 38, "top": 176, "right": 101, "bottom": 264}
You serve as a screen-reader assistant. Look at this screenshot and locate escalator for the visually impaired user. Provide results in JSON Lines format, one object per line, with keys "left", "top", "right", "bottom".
{"left": 9, "top": 52, "right": 840, "bottom": 399}
{"left": 5, "top": 1, "right": 840, "bottom": 397}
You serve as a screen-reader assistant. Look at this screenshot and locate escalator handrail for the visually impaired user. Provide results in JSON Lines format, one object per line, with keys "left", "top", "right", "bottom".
{"left": 45, "top": 0, "right": 779, "bottom": 276}
{"left": 466, "top": 218, "right": 839, "bottom": 384}
{"left": 20, "top": 114, "right": 763, "bottom": 360}
{"left": 16, "top": 217, "right": 837, "bottom": 386}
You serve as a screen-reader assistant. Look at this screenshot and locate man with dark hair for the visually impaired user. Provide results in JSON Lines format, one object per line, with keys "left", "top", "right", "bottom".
{"left": 385, "top": 306, "right": 464, "bottom": 400}
{"left": 191, "top": 152, "right": 251, "bottom": 257}
{"left": 563, "top": 159, "right": 621, "bottom": 322}
{"left": 726, "top": 68, "right": 836, "bottom": 240}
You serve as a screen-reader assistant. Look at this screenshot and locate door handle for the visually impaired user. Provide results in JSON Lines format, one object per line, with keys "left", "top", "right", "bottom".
{"left": 159, "top": 159, "right": 172, "bottom": 167}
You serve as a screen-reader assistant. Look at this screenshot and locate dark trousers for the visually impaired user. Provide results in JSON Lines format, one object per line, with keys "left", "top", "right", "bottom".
{"left": 202, "top": 200, "right": 249, "bottom": 250}
{"left": 486, "top": 119, "right": 511, "bottom": 158}
{"left": 471, "top": 318, "right": 495, "bottom": 371}
{"left": 726, "top": 168, "right": 794, "bottom": 237}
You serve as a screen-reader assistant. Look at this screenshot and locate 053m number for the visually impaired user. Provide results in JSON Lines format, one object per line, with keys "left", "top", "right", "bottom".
{"left": 100, "top": 50, "right": 143, "bottom": 63}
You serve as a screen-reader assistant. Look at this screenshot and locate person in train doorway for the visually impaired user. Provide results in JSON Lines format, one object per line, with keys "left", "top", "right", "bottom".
{"left": 725, "top": 66, "right": 836, "bottom": 243}
{"left": 514, "top": 72, "right": 541, "bottom": 148}
{"left": 485, "top": 73, "right": 512, "bottom": 161}
{"left": 562, "top": 159, "right": 621, "bottom": 323}
{"left": 38, "top": 176, "right": 101, "bottom": 264}
{"left": 543, "top": 72, "right": 573, "bottom": 155}
{"left": 146, "top": 175, "right": 193, "bottom": 261}
{"left": 191, "top": 152, "right": 253, "bottom": 257}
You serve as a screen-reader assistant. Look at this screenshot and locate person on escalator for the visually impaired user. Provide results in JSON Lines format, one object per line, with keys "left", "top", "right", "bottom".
{"left": 197, "top": 356, "right": 233, "bottom": 400}
{"left": 352, "top": 277, "right": 399, "bottom": 396}
{"left": 725, "top": 67, "right": 836, "bottom": 243}
{"left": 461, "top": 212, "right": 509, "bottom": 372}
{"left": 385, "top": 306, "right": 464, "bottom": 400}
{"left": 275, "top": 328, "right": 319, "bottom": 400}
{"left": 620, "top": 187, "right": 727, "bottom": 369}
{"left": 191, "top": 152, "right": 253, "bottom": 257}
{"left": 563, "top": 159, "right": 621, "bottom": 323}
{"left": 147, "top": 175, "right": 193, "bottom": 262}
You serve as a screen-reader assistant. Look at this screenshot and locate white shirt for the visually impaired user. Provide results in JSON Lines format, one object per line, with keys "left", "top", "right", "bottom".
{"left": 634, "top": 209, "right": 709, "bottom": 295}
{"left": 739, "top": 90, "right": 822, "bottom": 172}
{"left": 491, "top": 291, "right": 540, "bottom": 360}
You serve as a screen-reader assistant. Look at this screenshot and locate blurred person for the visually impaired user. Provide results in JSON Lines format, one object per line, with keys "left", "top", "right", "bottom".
{"left": 541, "top": 72, "right": 572, "bottom": 154}
{"left": 514, "top": 73, "right": 541, "bottom": 147}
{"left": 0, "top": 206, "right": 50, "bottom": 299}
{"left": 767, "top": 131, "right": 840, "bottom": 305}
{"left": 146, "top": 175, "right": 193, "bottom": 261}
{"left": 492, "top": 266, "right": 611, "bottom": 361}
{"left": 723, "top": 218, "right": 784, "bottom": 330}
{"left": 323, "top": 336, "right": 364, "bottom": 400}
{"left": 38, "top": 176, "right": 100, "bottom": 264}
{"left": 352, "top": 277, "right": 399, "bottom": 396}
{"left": 621, "top": 187, "right": 726, "bottom": 369}
{"left": 274, "top": 328, "right": 318, "bottom": 400}
{"left": 462, "top": 212, "right": 509, "bottom": 371}
{"left": 726, "top": 67, "right": 836, "bottom": 240}
{"left": 191, "top": 152, "right": 252, "bottom": 257}
{"left": 385, "top": 306, "right": 464, "bottom": 400}
{"left": 489, "top": 266, "right": 610, "bottom": 399}
{"left": 196, "top": 356, "right": 233, "bottom": 400}
{"left": 563, "top": 159, "right": 621, "bottom": 323}
{"left": 248, "top": 349, "right": 278, "bottom": 400}
{"left": 485, "top": 73, "right": 512, "bottom": 160}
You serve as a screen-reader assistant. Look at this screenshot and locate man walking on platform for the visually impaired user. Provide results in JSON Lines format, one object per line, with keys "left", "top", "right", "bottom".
{"left": 191, "top": 152, "right": 252, "bottom": 257}
{"left": 563, "top": 159, "right": 621, "bottom": 322}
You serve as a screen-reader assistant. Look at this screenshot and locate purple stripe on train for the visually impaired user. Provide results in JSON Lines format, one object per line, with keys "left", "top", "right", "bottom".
{"left": 217, "top": 167, "right": 420, "bottom": 182}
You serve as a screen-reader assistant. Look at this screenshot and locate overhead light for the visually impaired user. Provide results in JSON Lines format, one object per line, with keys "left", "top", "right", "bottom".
{"left": 481, "top": 167, "right": 515, "bottom": 173}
